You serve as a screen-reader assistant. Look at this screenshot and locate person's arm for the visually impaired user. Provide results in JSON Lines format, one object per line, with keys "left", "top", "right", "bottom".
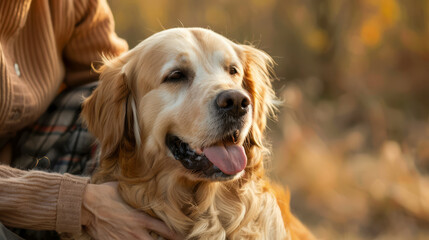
{"left": 0, "top": 165, "right": 88, "bottom": 233}
{"left": 62, "top": 0, "right": 128, "bottom": 87}
{"left": 0, "top": 166, "right": 180, "bottom": 239}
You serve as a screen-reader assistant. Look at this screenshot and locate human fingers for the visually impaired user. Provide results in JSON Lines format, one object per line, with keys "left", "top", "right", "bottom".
{"left": 95, "top": 182, "right": 182, "bottom": 239}
{"left": 87, "top": 221, "right": 156, "bottom": 240}
{"left": 134, "top": 212, "right": 182, "bottom": 240}
{"left": 130, "top": 228, "right": 155, "bottom": 240}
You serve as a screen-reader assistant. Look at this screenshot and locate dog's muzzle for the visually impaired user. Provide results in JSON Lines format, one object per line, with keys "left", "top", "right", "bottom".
{"left": 165, "top": 135, "right": 238, "bottom": 180}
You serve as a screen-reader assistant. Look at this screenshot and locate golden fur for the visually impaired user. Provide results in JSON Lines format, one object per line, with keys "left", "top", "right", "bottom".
{"left": 81, "top": 28, "right": 315, "bottom": 240}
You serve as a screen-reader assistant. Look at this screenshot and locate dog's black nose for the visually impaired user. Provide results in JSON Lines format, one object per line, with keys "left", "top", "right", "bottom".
{"left": 216, "top": 90, "right": 251, "bottom": 117}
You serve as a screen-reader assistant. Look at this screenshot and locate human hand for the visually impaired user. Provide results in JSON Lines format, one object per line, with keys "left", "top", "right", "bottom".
{"left": 81, "top": 182, "right": 181, "bottom": 240}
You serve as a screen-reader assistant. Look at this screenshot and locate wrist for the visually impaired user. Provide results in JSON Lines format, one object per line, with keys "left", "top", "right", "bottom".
{"left": 81, "top": 184, "right": 94, "bottom": 226}
{"left": 56, "top": 174, "right": 89, "bottom": 233}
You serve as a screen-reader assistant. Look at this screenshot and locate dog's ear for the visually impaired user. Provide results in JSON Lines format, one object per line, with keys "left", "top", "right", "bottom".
{"left": 81, "top": 57, "right": 133, "bottom": 159}
{"left": 240, "top": 45, "right": 277, "bottom": 167}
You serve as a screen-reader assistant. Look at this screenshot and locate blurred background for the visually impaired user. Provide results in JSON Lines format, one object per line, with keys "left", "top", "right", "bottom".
{"left": 107, "top": 0, "right": 429, "bottom": 239}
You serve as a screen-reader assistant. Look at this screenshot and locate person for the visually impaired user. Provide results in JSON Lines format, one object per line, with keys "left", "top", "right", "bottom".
{"left": 0, "top": 0, "right": 179, "bottom": 239}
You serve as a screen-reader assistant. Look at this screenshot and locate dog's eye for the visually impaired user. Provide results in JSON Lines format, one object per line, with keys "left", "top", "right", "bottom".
{"left": 164, "top": 70, "right": 187, "bottom": 83}
{"left": 229, "top": 66, "right": 238, "bottom": 75}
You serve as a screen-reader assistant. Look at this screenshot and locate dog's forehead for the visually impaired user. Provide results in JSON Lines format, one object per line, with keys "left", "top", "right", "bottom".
{"left": 152, "top": 28, "right": 242, "bottom": 66}
{"left": 132, "top": 28, "right": 245, "bottom": 93}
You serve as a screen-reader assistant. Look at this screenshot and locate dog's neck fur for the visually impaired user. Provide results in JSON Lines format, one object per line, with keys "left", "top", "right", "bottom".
{"left": 94, "top": 146, "right": 287, "bottom": 239}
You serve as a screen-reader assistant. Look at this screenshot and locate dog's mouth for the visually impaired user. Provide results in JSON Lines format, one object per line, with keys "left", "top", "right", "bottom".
{"left": 165, "top": 131, "right": 247, "bottom": 180}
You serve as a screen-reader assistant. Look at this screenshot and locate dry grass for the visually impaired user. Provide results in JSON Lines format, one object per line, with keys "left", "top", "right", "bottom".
{"left": 271, "top": 79, "right": 429, "bottom": 239}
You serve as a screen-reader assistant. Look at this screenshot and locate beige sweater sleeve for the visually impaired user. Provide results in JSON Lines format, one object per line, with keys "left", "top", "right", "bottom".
{"left": 0, "top": 165, "right": 89, "bottom": 233}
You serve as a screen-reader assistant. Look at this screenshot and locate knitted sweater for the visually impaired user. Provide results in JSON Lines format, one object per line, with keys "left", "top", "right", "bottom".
{"left": 0, "top": 165, "right": 89, "bottom": 233}
{"left": 0, "top": 0, "right": 128, "bottom": 233}
{"left": 0, "top": 0, "right": 127, "bottom": 137}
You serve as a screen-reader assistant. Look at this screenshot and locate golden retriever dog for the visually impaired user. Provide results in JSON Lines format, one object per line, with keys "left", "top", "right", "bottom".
{"left": 81, "top": 27, "right": 314, "bottom": 240}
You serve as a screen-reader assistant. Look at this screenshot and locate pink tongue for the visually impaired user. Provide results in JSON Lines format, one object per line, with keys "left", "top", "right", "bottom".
{"left": 203, "top": 144, "right": 247, "bottom": 175}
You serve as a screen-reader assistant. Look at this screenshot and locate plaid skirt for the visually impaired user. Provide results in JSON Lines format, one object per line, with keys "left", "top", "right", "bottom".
{"left": 9, "top": 82, "right": 100, "bottom": 240}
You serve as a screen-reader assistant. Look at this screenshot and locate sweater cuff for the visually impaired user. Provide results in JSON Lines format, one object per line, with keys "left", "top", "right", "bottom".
{"left": 56, "top": 174, "right": 90, "bottom": 233}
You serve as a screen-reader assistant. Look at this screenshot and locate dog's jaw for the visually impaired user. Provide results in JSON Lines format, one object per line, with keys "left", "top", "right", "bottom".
{"left": 165, "top": 134, "right": 243, "bottom": 181}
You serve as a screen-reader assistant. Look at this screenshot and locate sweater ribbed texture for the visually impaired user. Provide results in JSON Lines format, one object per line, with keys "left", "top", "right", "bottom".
{"left": 0, "top": 0, "right": 128, "bottom": 233}
{"left": 0, "top": 0, "right": 128, "bottom": 137}
{"left": 0, "top": 165, "right": 89, "bottom": 233}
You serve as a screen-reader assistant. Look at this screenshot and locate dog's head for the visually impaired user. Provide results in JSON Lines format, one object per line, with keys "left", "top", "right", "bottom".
{"left": 82, "top": 28, "right": 276, "bottom": 183}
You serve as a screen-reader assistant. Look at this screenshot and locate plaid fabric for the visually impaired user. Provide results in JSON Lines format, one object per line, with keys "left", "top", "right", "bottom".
{"left": 8, "top": 83, "right": 100, "bottom": 240}
{"left": 11, "top": 82, "right": 100, "bottom": 176}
